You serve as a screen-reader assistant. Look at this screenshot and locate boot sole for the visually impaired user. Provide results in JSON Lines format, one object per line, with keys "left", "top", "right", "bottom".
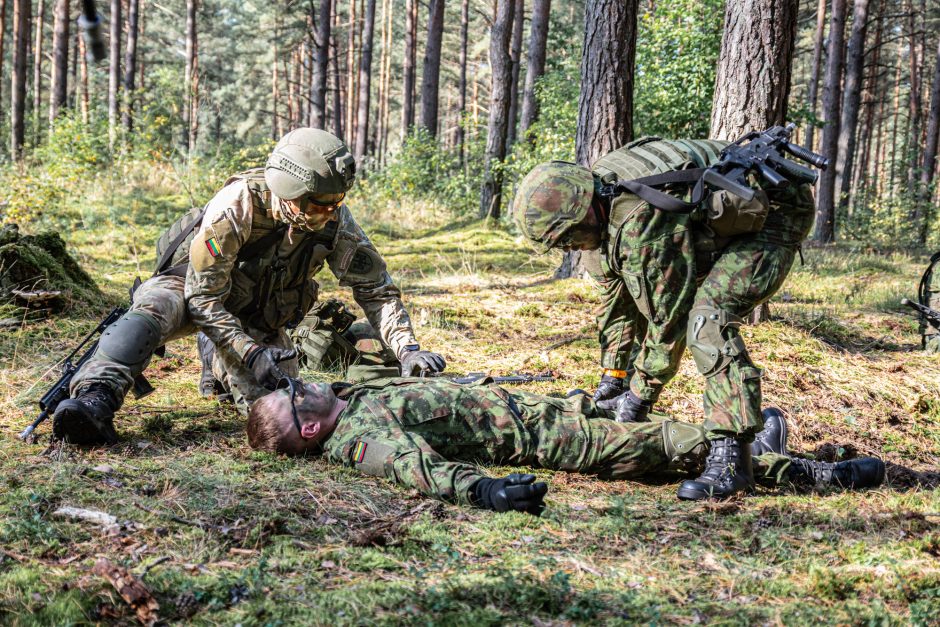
{"left": 677, "top": 480, "right": 755, "bottom": 501}
{"left": 53, "top": 402, "right": 118, "bottom": 446}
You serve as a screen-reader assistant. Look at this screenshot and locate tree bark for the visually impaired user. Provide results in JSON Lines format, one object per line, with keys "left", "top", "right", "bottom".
{"left": 506, "top": 0, "right": 524, "bottom": 146}
{"left": 48, "top": 0, "right": 69, "bottom": 123}
{"left": 181, "top": 0, "right": 197, "bottom": 152}
{"left": 400, "top": 0, "right": 417, "bottom": 138}
{"left": 905, "top": 0, "right": 923, "bottom": 190}
{"left": 419, "top": 0, "right": 444, "bottom": 136}
{"left": 479, "top": 0, "right": 516, "bottom": 220}
{"left": 107, "top": 0, "right": 121, "bottom": 147}
{"left": 456, "top": 0, "right": 469, "bottom": 161}
{"left": 122, "top": 0, "right": 139, "bottom": 131}
{"left": 813, "top": 0, "right": 847, "bottom": 243}
{"left": 375, "top": 0, "right": 391, "bottom": 162}
{"left": 519, "top": 0, "right": 549, "bottom": 140}
{"left": 10, "top": 0, "right": 30, "bottom": 159}
{"left": 0, "top": 0, "right": 7, "bottom": 127}
{"left": 330, "top": 1, "right": 344, "bottom": 139}
{"left": 311, "top": 0, "right": 331, "bottom": 129}
{"left": 345, "top": 0, "right": 358, "bottom": 142}
{"left": 78, "top": 27, "right": 88, "bottom": 123}
{"left": 918, "top": 37, "right": 940, "bottom": 244}
{"left": 834, "top": 0, "right": 870, "bottom": 218}
{"left": 558, "top": 0, "right": 638, "bottom": 278}
{"left": 32, "top": 0, "right": 46, "bottom": 137}
{"left": 804, "top": 0, "right": 826, "bottom": 151}
{"left": 709, "top": 0, "right": 799, "bottom": 140}
{"left": 354, "top": 0, "right": 376, "bottom": 159}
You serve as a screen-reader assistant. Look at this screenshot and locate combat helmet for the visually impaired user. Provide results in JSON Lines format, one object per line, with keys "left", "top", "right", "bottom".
{"left": 512, "top": 161, "right": 595, "bottom": 251}
{"left": 265, "top": 128, "right": 357, "bottom": 200}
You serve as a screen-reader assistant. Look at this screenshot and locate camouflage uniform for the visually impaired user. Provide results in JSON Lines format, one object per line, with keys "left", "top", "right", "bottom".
{"left": 584, "top": 138, "right": 815, "bottom": 440}
{"left": 71, "top": 169, "right": 419, "bottom": 412}
{"left": 323, "top": 378, "right": 794, "bottom": 504}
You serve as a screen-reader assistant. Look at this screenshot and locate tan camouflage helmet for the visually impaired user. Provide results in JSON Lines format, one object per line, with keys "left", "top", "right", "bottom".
{"left": 512, "top": 161, "right": 596, "bottom": 251}
{"left": 265, "top": 128, "right": 357, "bottom": 200}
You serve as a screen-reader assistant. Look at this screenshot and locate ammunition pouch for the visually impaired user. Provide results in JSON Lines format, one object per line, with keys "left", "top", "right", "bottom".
{"left": 706, "top": 189, "right": 769, "bottom": 238}
{"left": 687, "top": 307, "right": 746, "bottom": 377}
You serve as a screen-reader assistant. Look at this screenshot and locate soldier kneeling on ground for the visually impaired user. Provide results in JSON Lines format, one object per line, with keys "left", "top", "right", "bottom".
{"left": 246, "top": 377, "right": 885, "bottom": 514}
{"left": 53, "top": 128, "right": 444, "bottom": 445}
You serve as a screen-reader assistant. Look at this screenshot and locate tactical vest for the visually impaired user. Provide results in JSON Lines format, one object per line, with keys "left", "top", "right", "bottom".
{"left": 152, "top": 168, "right": 339, "bottom": 332}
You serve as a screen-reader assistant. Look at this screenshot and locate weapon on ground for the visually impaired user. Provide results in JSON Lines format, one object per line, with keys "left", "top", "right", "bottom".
{"left": 19, "top": 307, "right": 155, "bottom": 442}
{"left": 442, "top": 372, "right": 556, "bottom": 385}
{"left": 901, "top": 298, "right": 940, "bottom": 326}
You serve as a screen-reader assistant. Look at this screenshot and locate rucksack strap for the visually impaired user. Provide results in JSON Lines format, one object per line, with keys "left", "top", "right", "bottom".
{"left": 153, "top": 207, "right": 207, "bottom": 275}
{"left": 599, "top": 168, "right": 707, "bottom": 214}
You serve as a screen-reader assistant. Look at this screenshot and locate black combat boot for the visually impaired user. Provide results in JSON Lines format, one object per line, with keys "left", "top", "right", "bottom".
{"left": 197, "top": 332, "right": 233, "bottom": 402}
{"left": 785, "top": 456, "right": 885, "bottom": 490}
{"left": 751, "top": 407, "right": 789, "bottom": 457}
{"left": 677, "top": 437, "right": 754, "bottom": 500}
{"left": 52, "top": 384, "right": 120, "bottom": 445}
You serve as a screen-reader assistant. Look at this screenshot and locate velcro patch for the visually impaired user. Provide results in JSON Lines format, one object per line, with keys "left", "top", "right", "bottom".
{"left": 205, "top": 237, "right": 222, "bottom": 257}
{"left": 353, "top": 440, "right": 368, "bottom": 463}
{"left": 351, "top": 437, "right": 396, "bottom": 477}
{"left": 191, "top": 214, "right": 237, "bottom": 272}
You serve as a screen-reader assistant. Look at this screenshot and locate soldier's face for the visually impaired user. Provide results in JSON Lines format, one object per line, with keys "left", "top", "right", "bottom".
{"left": 557, "top": 224, "right": 602, "bottom": 251}
{"left": 272, "top": 382, "right": 344, "bottom": 454}
{"left": 283, "top": 192, "right": 344, "bottom": 231}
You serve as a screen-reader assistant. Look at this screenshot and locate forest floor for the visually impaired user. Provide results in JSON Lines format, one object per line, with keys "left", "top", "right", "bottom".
{"left": 1, "top": 196, "right": 939, "bottom": 625}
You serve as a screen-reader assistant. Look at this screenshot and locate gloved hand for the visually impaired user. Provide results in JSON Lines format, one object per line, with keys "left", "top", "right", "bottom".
{"left": 593, "top": 373, "right": 625, "bottom": 402}
{"left": 471, "top": 473, "right": 548, "bottom": 516}
{"left": 400, "top": 349, "right": 446, "bottom": 375}
{"left": 244, "top": 345, "right": 297, "bottom": 390}
{"left": 596, "top": 390, "right": 652, "bottom": 423}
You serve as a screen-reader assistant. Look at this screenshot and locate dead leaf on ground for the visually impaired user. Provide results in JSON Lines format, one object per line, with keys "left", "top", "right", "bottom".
{"left": 91, "top": 558, "right": 159, "bottom": 626}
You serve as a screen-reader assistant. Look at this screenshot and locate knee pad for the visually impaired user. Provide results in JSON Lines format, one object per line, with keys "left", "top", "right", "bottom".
{"left": 97, "top": 311, "right": 162, "bottom": 367}
{"left": 662, "top": 421, "right": 708, "bottom": 470}
{"left": 687, "top": 306, "right": 746, "bottom": 376}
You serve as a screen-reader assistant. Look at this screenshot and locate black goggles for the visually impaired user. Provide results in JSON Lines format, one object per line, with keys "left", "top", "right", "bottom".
{"left": 276, "top": 377, "right": 305, "bottom": 437}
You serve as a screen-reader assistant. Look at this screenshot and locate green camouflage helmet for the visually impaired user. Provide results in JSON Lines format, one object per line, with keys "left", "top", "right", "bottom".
{"left": 265, "top": 128, "right": 357, "bottom": 200}
{"left": 512, "top": 161, "right": 595, "bottom": 251}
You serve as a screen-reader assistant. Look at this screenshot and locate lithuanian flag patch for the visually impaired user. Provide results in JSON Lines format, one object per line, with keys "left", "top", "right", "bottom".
{"left": 205, "top": 237, "right": 222, "bottom": 257}
{"left": 353, "top": 440, "right": 368, "bottom": 463}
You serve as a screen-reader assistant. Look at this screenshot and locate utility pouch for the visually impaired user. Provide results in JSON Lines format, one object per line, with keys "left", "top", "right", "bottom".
{"left": 706, "top": 189, "right": 770, "bottom": 238}
{"left": 292, "top": 313, "right": 358, "bottom": 371}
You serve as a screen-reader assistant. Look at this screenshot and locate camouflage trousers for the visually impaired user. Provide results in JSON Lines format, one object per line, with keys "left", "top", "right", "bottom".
{"left": 617, "top": 191, "right": 815, "bottom": 440}
{"left": 71, "top": 274, "right": 300, "bottom": 415}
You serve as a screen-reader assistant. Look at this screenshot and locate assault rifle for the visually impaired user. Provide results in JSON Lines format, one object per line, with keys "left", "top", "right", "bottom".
{"left": 442, "top": 372, "right": 555, "bottom": 385}
{"left": 19, "top": 307, "right": 155, "bottom": 442}
{"left": 598, "top": 123, "right": 829, "bottom": 211}
{"left": 901, "top": 298, "right": 940, "bottom": 326}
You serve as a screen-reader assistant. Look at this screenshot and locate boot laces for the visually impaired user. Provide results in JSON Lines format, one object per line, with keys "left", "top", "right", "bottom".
{"left": 791, "top": 457, "right": 834, "bottom": 484}
{"left": 700, "top": 438, "right": 742, "bottom": 483}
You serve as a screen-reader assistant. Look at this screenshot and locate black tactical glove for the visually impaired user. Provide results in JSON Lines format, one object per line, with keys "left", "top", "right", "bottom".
{"left": 400, "top": 349, "right": 446, "bottom": 375}
{"left": 244, "top": 345, "right": 297, "bottom": 390}
{"left": 471, "top": 473, "right": 548, "bottom": 516}
{"left": 596, "top": 390, "right": 652, "bottom": 423}
{"left": 593, "top": 373, "right": 625, "bottom": 402}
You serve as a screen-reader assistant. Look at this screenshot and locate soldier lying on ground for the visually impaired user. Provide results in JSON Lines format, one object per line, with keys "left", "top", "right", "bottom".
{"left": 52, "top": 129, "right": 444, "bottom": 445}
{"left": 246, "top": 377, "right": 885, "bottom": 515}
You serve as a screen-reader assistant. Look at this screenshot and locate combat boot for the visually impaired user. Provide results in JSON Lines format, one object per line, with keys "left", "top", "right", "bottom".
{"left": 677, "top": 437, "right": 754, "bottom": 500}
{"left": 751, "top": 407, "right": 788, "bottom": 457}
{"left": 52, "top": 384, "right": 120, "bottom": 445}
{"left": 197, "top": 332, "right": 233, "bottom": 402}
{"left": 785, "top": 456, "right": 885, "bottom": 490}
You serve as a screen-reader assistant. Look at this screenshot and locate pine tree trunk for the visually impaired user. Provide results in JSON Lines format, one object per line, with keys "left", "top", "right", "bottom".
{"left": 558, "top": 0, "right": 638, "bottom": 279}
{"left": 345, "top": 0, "right": 358, "bottom": 142}
{"left": 804, "top": 0, "right": 826, "bottom": 152}
{"left": 10, "top": 0, "right": 30, "bottom": 160}
{"left": 32, "top": 0, "right": 46, "bottom": 138}
{"left": 0, "top": 0, "right": 7, "bottom": 127}
{"left": 834, "top": 0, "right": 870, "bottom": 218}
{"left": 181, "top": 0, "right": 197, "bottom": 152}
{"left": 354, "top": 0, "right": 375, "bottom": 159}
{"left": 419, "top": 0, "right": 444, "bottom": 137}
{"left": 519, "top": 0, "right": 549, "bottom": 141}
{"left": 137, "top": 0, "right": 145, "bottom": 91}
{"left": 107, "top": 0, "right": 121, "bottom": 148}
{"left": 48, "top": 0, "right": 69, "bottom": 123}
{"left": 813, "top": 0, "right": 847, "bottom": 243}
{"left": 905, "top": 0, "right": 923, "bottom": 190}
{"left": 888, "top": 47, "right": 903, "bottom": 200}
{"left": 122, "top": 0, "right": 139, "bottom": 131}
{"left": 479, "top": 0, "right": 516, "bottom": 220}
{"left": 457, "top": 0, "right": 469, "bottom": 162}
{"left": 330, "top": 1, "right": 344, "bottom": 139}
{"left": 506, "top": 0, "right": 523, "bottom": 146}
{"left": 375, "top": 0, "right": 391, "bottom": 162}
{"left": 853, "top": 0, "right": 884, "bottom": 206}
{"left": 272, "top": 20, "right": 281, "bottom": 139}
{"left": 709, "top": 0, "right": 799, "bottom": 140}
{"left": 69, "top": 14, "right": 78, "bottom": 107}
{"left": 311, "top": 0, "right": 331, "bottom": 129}
{"left": 78, "top": 29, "right": 89, "bottom": 124}
{"left": 401, "top": 0, "right": 417, "bottom": 138}
{"left": 918, "top": 37, "right": 940, "bottom": 244}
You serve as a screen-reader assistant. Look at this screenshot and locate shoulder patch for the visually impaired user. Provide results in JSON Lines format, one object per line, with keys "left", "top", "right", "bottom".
{"left": 349, "top": 249, "right": 375, "bottom": 275}
{"left": 191, "top": 214, "right": 238, "bottom": 272}
{"left": 351, "top": 437, "right": 396, "bottom": 476}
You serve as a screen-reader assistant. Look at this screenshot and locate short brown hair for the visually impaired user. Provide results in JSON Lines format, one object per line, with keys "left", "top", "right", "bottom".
{"left": 246, "top": 391, "right": 290, "bottom": 453}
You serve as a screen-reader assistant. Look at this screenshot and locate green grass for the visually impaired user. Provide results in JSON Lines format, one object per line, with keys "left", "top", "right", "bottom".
{"left": 1, "top": 187, "right": 939, "bottom": 624}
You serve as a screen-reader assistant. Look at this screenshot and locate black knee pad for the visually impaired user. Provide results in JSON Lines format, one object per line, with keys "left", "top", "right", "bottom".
{"left": 97, "top": 311, "right": 162, "bottom": 367}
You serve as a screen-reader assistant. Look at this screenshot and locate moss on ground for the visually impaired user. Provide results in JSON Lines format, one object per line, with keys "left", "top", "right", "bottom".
{"left": 1, "top": 205, "right": 939, "bottom": 624}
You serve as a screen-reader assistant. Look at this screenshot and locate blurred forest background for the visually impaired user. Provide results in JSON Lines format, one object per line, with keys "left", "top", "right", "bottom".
{"left": 0, "top": 0, "right": 938, "bottom": 249}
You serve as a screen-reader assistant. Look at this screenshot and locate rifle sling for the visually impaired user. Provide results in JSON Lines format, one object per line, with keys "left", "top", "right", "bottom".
{"left": 607, "top": 168, "right": 707, "bottom": 214}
